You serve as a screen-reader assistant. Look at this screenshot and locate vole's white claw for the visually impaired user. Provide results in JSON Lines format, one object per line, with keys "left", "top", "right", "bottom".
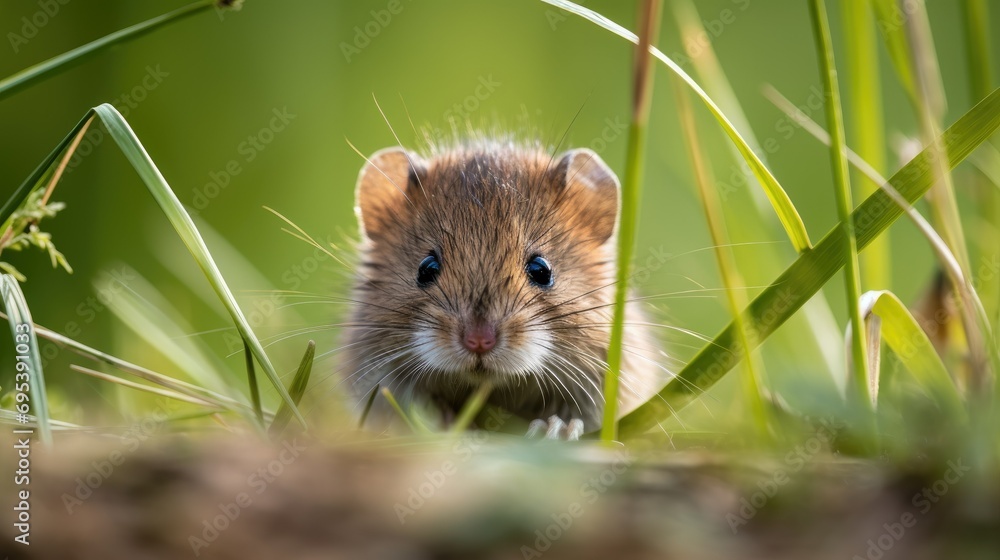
{"left": 544, "top": 415, "right": 566, "bottom": 439}
{"left": 526, "top": 419, "right": 548, "bottom": 438}
{"left": 525, "top": 416, "right": 584, "bottom": 440}
{"left": 565, "top": 419, "right": 584, "bottom": 441}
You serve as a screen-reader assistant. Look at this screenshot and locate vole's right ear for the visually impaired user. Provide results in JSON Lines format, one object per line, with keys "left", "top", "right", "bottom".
{"left": 355, "top": 147, "right": 425, "bottom": 241}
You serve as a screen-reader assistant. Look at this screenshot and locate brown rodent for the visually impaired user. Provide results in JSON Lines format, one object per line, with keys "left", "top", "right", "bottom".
{"left": 342, "top": 140, "right": 662, "bottom": 438}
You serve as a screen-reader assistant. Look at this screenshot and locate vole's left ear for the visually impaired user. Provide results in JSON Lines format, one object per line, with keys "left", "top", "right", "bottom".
{"left": 355, "top": 147, "right": 426, "bottom": 242}
{"left": 554, "top": 148, "right": 620, "bottom": 245}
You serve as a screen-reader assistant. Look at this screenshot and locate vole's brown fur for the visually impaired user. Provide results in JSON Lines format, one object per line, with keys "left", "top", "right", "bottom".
{"left": 342, "top": 141, "right": 661, "bottom": 433}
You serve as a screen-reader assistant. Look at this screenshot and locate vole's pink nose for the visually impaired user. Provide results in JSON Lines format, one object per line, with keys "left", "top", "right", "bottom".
{"left": 462, "top": 323, "right": 497, "bottom": 354}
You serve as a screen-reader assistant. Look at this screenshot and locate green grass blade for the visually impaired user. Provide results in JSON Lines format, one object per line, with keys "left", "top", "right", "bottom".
{"left": 887, "top": 0, "right": 983, "bottom": 386}
{"left": 381, "top": 387, "right": 419, "bottom": 434}
{"left": 671, "top": 0, "right": 845, "bottom": 384}
{"left": 244, "top": 342, "right": 264, "bottom": 428}
{"left": 70, "top": 364, "right": 221, "bottom": 409}
{"left": 9, "top": 314, "right": 248, "bottom": 412}
{"left": 961, "top": 0, "right": 992, "bottom": 103}
{"left": 871, "top": 0, "right": 919, "bottom": 108}
{"left": 672, "top": 76, "right": 770, "bottom": 440}
{"left": 0, "top": 410, "right": 78, "bottom": 431}
{"left": 0, "top": 274, "right": 52, "bottom": 445}
{"left": 358, "top": 384, "right": 380, "bottom": 430}
{"left": 909, "top": 5, "right": 974, "bottom": 279}
{"left": 95, "top": 270, "right": 234, "bottom": 396}
{"left": 860, "top": 291, "right": 966, "bottom": 420}
{"left": 1, "top": 112, "right": 94, "bottom": 228}
{"left": 0, "top": 1, "right": 217, "bottom": 101}
{"left": 539, "top": 0, "right": 812, "bottom": 253}
{"left": 90, "top": 103, "right": 306, "bottom": 427}
{"left": 765, "top": 83, "right": 1000, "bottom": 397}
{"left": 961, "top": 0, "right": 1000, "bottom": 337}
{"left": 601, "top": 0, "right": 661, "bottom": 443}
{"left": 618, "top": 87, "right": 1000, "bottom": 439}
{"left": 269, "top": 340, "right": 314, "bottom": 438}
{"left": 843, "top": 0, "right": 890, "bottom": 289}
{"left": 671, "top": 0, "right": 770, "bottom": 216}
{"left": 875, "top": 0, "right": 973, "bottom": 286}
{"left": 969, "top": 145, "right": 1000, "bottom": 190}
{"left": 3, "top": 104, "right": 306, "bottom": 428}
{"left": 450, "top": 381, "right": 494, "bottom": 434}
{"left": 810, "top": 0, "right": 871, "bottom": 415}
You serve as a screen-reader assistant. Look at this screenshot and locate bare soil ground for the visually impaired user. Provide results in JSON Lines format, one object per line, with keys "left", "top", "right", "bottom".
{"left": 2, "top": 433, "right": 998, "bottom": 560}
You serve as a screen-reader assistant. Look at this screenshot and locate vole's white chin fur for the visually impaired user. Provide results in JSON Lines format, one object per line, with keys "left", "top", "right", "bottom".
{"left": 411, "top": 328, "right": 552, "bottom": 382}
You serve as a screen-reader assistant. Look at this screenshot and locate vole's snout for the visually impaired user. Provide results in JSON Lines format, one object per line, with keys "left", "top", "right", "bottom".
{"left": 461, "top": 322, "right": 497, "bottom": 355}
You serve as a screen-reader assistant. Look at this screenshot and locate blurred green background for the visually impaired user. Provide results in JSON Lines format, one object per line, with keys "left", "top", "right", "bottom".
{"left": 1, "top": 0, "right": 998, "bottom": 425}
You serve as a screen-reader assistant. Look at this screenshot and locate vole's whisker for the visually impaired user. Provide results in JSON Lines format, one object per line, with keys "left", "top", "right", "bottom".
{"left": 621, "top": 345, "right": 686, "bottom": 368}
{"left": 619, "top": 346, "right": 718, "bottom": 409}
{"left": 305, "top": 340, "right": 413, "bottom": 417}
{"left": 548, "top": 351, "right": 603, "bottom": 406}
{"left": 241, "top": 289, "right": 338, "bottom": 297}
{"left": 360, "top": 351, "right": 424, "bottom": 402}
{"left": 256, "top": 320, "right": 431, "bottom": 347}
{"left": 531, "top": 341, "right": 596, "bottom": 414}
{"left": 339, "top": 342, "right": 416, "bottom": 391}
{"left": 525, "top": 278, "right": 621, "bottom": 323}
{"left": 346, "top": 356, "right": 417, "bottom": 418}
{"left": 393, "top": 360, "right": 435, "bottom": 401}
{"left": 531, "top": 372, "right": 548, "bottom": 409}
{"left": 320, "top": 290, "right": 434, "bottom": 322}
{"left": 175, "top": 326, "right": 236, "bottom": 339}
{"left": 631, "top": 285, "right": 772, "bottom": 300}
{"left": 541, "top": 363, "right": 582, "bottom": 415}
{"left": 525, "top": 321, "right": 719, "bottom": 348}
{"left": 256, "top": 323, "right": 421, "bottom": 352}
{"left": 616, "top": 375, "right": 692, "bottom": 431}
{"left": 275, "top": 300, "right": 364, "bottom": 310}
{"left": 666, "top": 240, "right": 783, "bottom": 262}
{"left": 543, "top": 349, "right": 599, "bottom": 407}
{"left": 323, "top": 342, "right": 408, "bottom": 391}
{"left": 556, "top": 338, "right": 711, "bottom": 418}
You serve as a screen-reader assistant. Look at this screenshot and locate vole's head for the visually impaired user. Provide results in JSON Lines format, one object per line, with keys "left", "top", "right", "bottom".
{"left": 353, "top": 143, "right": 620, "bottom": 387}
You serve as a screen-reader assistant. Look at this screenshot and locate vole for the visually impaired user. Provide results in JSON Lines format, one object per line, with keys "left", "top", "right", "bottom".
{"left": 342, "top": 140, "right": 662, "bottom": 439}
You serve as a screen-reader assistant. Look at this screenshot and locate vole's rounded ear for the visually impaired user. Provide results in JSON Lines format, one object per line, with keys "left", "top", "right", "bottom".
{"left": 555, "top": 148, "right": 620, "bottom": 245}
{"left": 355, "top": 147, "right": 425, "bottom": 241}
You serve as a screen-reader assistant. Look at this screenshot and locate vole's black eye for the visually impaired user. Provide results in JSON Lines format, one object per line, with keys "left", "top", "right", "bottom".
{"left": 417, "top": 254, "right": 441, "bottom": 287}
{"left": 525, "top": 255, "right": 553, "bottom": 288}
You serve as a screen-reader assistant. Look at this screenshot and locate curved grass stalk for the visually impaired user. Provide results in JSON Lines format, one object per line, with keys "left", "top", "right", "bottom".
{"left": 3, "top": 313, "right": 251, "bottom": 412}
{"left": 672, "top": 76, "right": 770, "bottom": 441}
{"left": 600, "top": 0, "right": 661, "bottom": 443}
{"left": 618, "top": 88, "right": 1000, "bottom": 439}
{"left": 0, "top": 275, "right": 51, "bottom": 445}
{"left": 764, "top": 85, "right": 1000, "bottom": 398}
{"left": 1, "top": 103, "right": 306, "bottom": 428}
{"left": 671, "top": 0, "right": 845, "bottom": 385}
{"left": 70, "top": 365, "right": 222, "bottom": 409}
{"left": 809, "top": 0, "right": 871, "bottom": 419}
{"left": 858, "top": 290, "right": 966, "bottom": 420}
{"left": 269, "top": 341, "right": 315, "bottom": 438}
{"left": 874, "top": 0, "right": 980, "bottom": 386}
{"left": 842, "top": 0, "right": 890, "bottom": 289}
{"left": 0, "top": 1, "right": 225, "bottom": 101}
{"left": 539, "top": 0, "right": 812, "bottom": 253}
{"left": 450, "top": 381, "right": 494, "bottom": 434}
{"left": 961, "top": 0, "right": 1000, "bottom": 345}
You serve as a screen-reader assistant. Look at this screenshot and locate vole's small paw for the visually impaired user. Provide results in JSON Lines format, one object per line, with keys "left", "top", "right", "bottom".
{"left": 526, "top": 416, "right": 584, "bottom": 441}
